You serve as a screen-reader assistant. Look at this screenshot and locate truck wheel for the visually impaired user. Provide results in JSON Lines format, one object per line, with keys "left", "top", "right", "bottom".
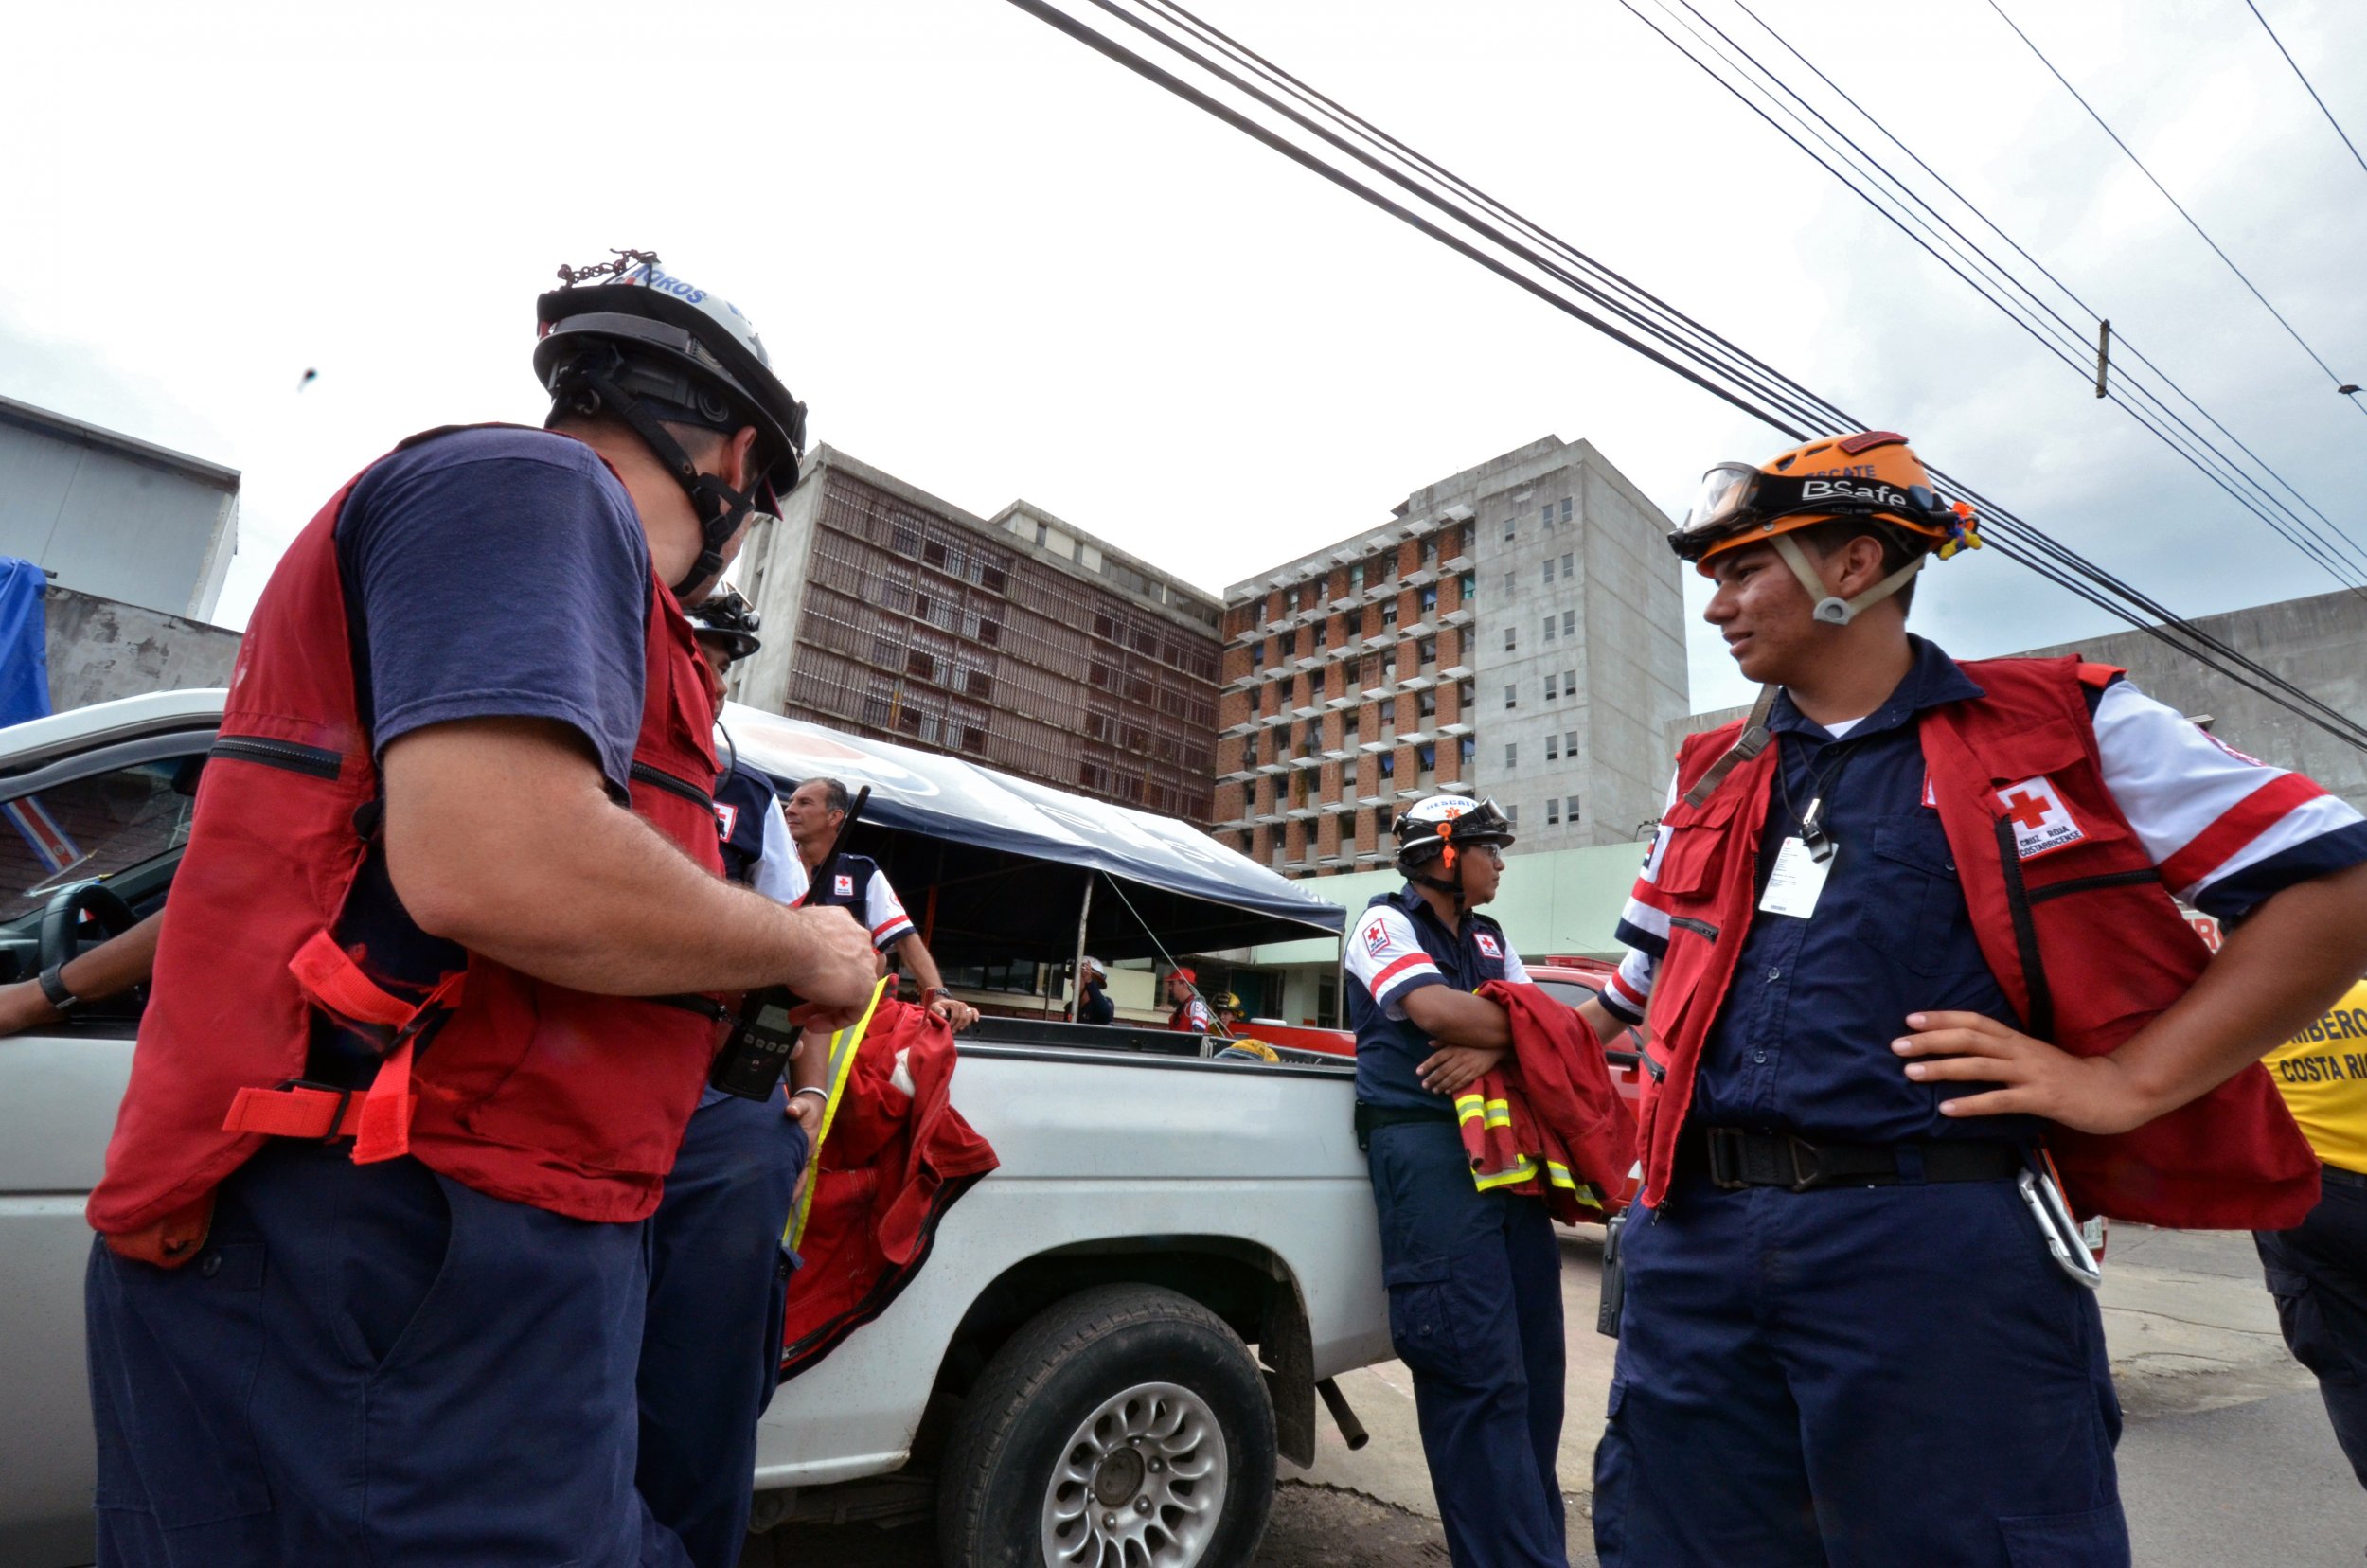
{"left": 937, "top": 1283, "right": 1276, "bottom": 1568}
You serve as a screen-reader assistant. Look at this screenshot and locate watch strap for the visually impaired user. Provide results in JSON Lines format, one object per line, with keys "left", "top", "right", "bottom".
{"left": 38, "top": 962, "right": 82, "bottom": 1015}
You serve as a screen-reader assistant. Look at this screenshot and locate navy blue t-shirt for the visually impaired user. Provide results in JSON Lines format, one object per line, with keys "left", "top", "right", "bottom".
{"left": 311, "top": 427, "right": 651, "bottom": 1079}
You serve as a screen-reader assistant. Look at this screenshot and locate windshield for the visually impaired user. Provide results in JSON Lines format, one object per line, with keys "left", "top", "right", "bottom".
{"left": 1533, "top": 978, "right": 1598, "bottom": 1009}
{"left": 0, "top": 755, "right": 205, "bottom": 922}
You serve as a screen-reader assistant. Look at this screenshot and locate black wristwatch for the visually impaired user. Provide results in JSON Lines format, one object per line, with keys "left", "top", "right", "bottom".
{"left": 38, "top": 962, "right": 84, "bottom": 1016}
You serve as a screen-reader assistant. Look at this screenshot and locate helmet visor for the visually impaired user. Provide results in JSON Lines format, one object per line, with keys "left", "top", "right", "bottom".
{"left": 1670, "top": 463, "right": 1764, "bottom": 560}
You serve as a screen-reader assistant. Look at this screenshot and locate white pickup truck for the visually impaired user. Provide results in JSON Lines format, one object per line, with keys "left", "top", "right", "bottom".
{"left": 0, "top": 691, "right": 1393, "bottom": 1568}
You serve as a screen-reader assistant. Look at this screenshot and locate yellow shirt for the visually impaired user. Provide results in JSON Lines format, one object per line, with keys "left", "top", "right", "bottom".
{"left": 2260, "top": 979, "right": 2367, "bottom": 1177}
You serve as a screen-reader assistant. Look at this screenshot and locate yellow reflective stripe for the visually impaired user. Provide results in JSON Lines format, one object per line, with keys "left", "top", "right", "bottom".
{"left": 1484, "top": 1110, "right": 1513, "bottom": 1129}
{"left": 786, "top": 976, "right": 890, "bottom": 1251}
{"left": 1454, "top": 1094, "right": 1485, "bottom": 1124}
{"left": 1473, "top": 1156, "right": 1539, "bottom": 1191}
{"left": 1546, "top": 1160, "right": 1577, "bottom": 1190}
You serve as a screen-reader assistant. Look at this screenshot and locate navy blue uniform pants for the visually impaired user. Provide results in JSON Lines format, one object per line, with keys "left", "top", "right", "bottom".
{"left": 1366, "top": 1119, "right": 1567, "bottom": 1568}
{"left": 85, "top": 1141, "right": 687, "bottom": 1567}
{"left": 1593, "top": 1169, "right": 2127, "bottom": 1568}
{"left": 2254, "top": 1168, "right": 2367, "bottom": 1489}
{"left": 637, "top": 1091, "right": 808, "bottom": 1568}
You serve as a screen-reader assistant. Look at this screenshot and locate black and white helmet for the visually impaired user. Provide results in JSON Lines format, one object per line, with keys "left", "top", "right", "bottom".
{"left": 1394, "top": 794, "right": 1515, "bottom": 876}
{"left": 536, "top": 254, "right": 808, "bottom": 598}
{"left": 686, "top": 586, "right": 762, "bottom": 662}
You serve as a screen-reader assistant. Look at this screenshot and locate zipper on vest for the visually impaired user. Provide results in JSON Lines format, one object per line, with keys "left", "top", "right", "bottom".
{"left": 210, "top": 736, "right": 344, "bottom": 780}
{"left": 2026, "top": 868, "right": 2161, "bottom": 906}
{"left": 1668, "top": 915, "right": 1720, "bottom": 942}
{"left": 631, "top": 760, "right": 714, "bottom": 810}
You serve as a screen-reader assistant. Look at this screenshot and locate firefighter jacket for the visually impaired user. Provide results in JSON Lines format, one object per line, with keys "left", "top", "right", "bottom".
{"left": 780, "top": 990, "right": 999, "bottom": 1381}
{"left": 1632, "top": 654, "right": 2319, "bottom": 1229}
{"left": 88, "top": 429, "right": 726, "bottom": 1262}
{"left": 1453, "top": 978, "right": 1639, "bottom": 1222}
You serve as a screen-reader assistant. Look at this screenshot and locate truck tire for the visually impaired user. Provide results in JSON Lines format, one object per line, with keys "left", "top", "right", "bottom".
{"left": 936, "top": 1283, "right": 1276, "bottom": 1568}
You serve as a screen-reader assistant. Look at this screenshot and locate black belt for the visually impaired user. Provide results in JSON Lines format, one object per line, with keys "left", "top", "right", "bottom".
{"left": 1353, "top": 1101, "right": 1454, "bottom": 1151}
{"left": 1678, "top": 1124, "right": 2024, "bottom": 1192}
{"left": 2323, "top": 1162, "right": 2367, "bottom": 1189}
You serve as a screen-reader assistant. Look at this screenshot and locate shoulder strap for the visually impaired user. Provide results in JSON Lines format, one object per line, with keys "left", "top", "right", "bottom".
{"left": 1682, "top": 685, "right": 1777, "bottom": 808}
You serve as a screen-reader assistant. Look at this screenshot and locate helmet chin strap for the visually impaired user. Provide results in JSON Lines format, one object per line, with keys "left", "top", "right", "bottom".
{"left": 1410, "top": 847, "right": 1470, "bottom": 918}
{"left": 1771, "top": 532, "right": 1924, "bottom": 627}
{"left": 574, "top": 363, "right": 763, "bottom": 601}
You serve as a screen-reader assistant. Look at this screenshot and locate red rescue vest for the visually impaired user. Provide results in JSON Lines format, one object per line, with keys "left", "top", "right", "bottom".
{"left": 1636, "top": 655, "right": 2319, "bottom": 1230}
{"left": 88, "top": 428, "right": 727, "bottom": 1260}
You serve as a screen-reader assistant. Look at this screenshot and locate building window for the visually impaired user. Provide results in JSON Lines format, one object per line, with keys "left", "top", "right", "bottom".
{"left": 1504, "top": 516, "right": 1517, "bottom": 542}
{"left": 1379, "top": 751, "right": 1396, "bottom": 778}
{"left": 1376, "top": 804, "right": 1395, "bottom": 833}
{"left": 1542, "top": 615, "right": 1556, "bottom": 644}
{"left": 1459, "top": 736, "right": 1475, "bottom": 768}
{"left": 1419, "top": 584, "right": 1438, "bottom": 614}
{"left": 1561, "top": 496, "right": 1574, "bottom": 523}
{"left": 1504, "top": 684, "right": 1518, "bottom": 710}
{"left": 1459, "top": 679, "right": 1475, "bottom": 711}
{"left": 1562, "top": 610, "right": 1575, "bottom": 638}
{"left": 1460, "top": 570, "right": 1476, "bottom": 601}
{"left": 1418, "top": 686, "right": 1437, "bottom": 718}
{"left": 1544, "top": 671, "right": 1558, "bottom": 700}
{"left": 1417, "top": 742, "right": 1438, "bottom": 771}
{"left": 1564, "top": 668, "right": 1576, "bottom": 694}
{"left": 1382, "top": 599, "right": 1399, "bottom": 629}
{"left": 1546, "top": 797, "right": 1560, "bottom": 825}
{"left": 1504, "top": 802, "right": 1520, "bottom": 828}
{"left": 1544, "top": 733, "right": 1558, "bottom": 760}
{"left": 1566, "top": 794, "right": 1581, "bottom": 822}
{"left": 1540, "top": 561, "right": 1554, "bottom": 587}
{"left": 1540, "top": 504, "right": 1553, "bottom": 526}
{"left": 1416, "top": 636, "right": 1437, "bottom": 666}
{"left": 1564, "top": 730, "right": 1576, "bottom": 756}
{"left": 1560, "top": 552, "right": 1575, "bottom": 580}
{"left": 1350, "top": 562, "right": 1365, "bottom": 592}
{"left": 1503, "top": 571, "right": 1515, "bottom": 597}
{"left": 1504, "top": 626, "right": 1517, "bottom": 652}
{"left": 1504, "top": 742, "right": 1519, "bottom": 770}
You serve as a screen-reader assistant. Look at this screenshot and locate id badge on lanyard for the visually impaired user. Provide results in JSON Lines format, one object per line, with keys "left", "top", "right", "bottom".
{"left": 1759, "top": 793, "right": 1838, "bottom": 920}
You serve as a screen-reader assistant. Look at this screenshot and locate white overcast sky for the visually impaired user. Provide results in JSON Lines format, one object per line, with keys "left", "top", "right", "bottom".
{"left": 7, "top": 0, "right": 2363, "bottom": 713}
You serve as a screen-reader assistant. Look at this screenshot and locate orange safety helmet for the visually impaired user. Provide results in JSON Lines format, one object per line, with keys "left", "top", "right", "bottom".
{"left": 1669, "top": 432, "right": 1980, "bottom": 625}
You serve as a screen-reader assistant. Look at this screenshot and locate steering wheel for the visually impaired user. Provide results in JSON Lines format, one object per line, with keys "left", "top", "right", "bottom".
{"left": 38, "top": 882, "right": 141, "bottom": 995}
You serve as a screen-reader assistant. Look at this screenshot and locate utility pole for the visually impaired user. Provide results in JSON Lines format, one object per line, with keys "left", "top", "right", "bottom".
{"left": 2093, "top": 319, "right": 2112, "bottom": 399}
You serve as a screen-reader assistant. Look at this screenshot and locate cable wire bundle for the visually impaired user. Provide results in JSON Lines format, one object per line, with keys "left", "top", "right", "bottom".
{"left": 1000, "top": 0, "right": 2367, "bottom": 753}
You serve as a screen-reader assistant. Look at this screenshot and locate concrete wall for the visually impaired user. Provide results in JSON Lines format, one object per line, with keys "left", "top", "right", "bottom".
{"left": 1667, "top": 589, "right": 2367, "bottom": 814}
{"left": 0, "top": 395, "right": 240, "bottom": 622}
{"left": 43, "top": 585, "right": 241, "bottom": 713}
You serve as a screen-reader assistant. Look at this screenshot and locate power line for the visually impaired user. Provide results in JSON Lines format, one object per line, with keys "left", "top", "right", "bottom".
{"left": 998, "top": 0, "right": 2367, "bottom": 751}
{"left": 2245, "top": 0, "right": 2367, "bottom": 183}
{"left": 1986, "top": 0, "right": 2367, "bottom": 417}
{"left": 1713, "top": 0, "right": 2367, "bottom": 578}
{"left": 1631, "top": 0, "right": 2367, "bottom": 596}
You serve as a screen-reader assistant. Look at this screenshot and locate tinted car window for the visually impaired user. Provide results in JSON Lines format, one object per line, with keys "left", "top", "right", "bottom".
{"left": 0, "top": 756, "right": 205, "bottom": 922}
{"left": 1533, "top": 979, "right": 1598, "bottom": 1009}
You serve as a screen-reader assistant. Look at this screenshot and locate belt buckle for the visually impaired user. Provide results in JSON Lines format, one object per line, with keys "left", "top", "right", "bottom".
{"left": 1705, "top": 1127, "right": 1749, "bottom": 1190}
{"left": 1781, "top": 1133, "right": 1824, "bottom": 1193}
{"left": 274, "top": 1078, "right": 356, "bottom": 1145}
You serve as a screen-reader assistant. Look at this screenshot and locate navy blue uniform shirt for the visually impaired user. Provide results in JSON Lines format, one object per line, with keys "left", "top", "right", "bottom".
{"left": 1691, "top": 638, "right": 2043, "bottom": 1145}
{"left": 1345, "top": 884, "right": 1522, "bottom": 1113}
{"left": 311, "top": 427, "right": 650, "bottom": 1080}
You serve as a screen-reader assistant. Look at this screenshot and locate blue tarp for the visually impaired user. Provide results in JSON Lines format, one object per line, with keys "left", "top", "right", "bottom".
{"left": 722, "top": 703, "right": 1344, "bottom": 958}
{"left": 0, "top": 558, "right": 49, "bottom": 728}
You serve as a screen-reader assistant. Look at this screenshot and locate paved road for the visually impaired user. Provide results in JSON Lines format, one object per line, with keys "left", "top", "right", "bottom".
{"left": 753, "top": 1224, "right": 2364, "bottom": 1566}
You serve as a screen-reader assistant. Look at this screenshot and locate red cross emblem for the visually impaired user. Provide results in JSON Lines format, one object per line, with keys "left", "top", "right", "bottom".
{"left": 1994, "top": 775, "right": 2084, "bottom": 861}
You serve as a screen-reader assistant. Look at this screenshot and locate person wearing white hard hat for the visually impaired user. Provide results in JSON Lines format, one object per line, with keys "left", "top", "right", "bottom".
{"left": 1073, "top": 956, "right": 1115, "bottom": 1025}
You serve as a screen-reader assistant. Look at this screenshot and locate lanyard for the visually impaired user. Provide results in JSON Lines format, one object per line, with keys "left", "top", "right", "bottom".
{"left": 1771, "top": 731, "right": 1863, "bottom": 864}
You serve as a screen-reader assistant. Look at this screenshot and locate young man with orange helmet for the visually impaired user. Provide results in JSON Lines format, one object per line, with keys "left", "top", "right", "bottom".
{"left": 1582, "top": 432, "right": 2367, "bottom": 1566}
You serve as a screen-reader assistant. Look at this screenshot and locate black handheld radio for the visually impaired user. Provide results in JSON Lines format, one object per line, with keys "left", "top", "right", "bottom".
{"left": 706, "top": 784, "right": 873, "bottom": 1101}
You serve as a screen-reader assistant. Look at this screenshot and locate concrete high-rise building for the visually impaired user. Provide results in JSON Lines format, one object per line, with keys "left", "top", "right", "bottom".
{"left": 1215, "top": 436, "right": 1686, "bottom": 876}
{"left": 730, "top": 445, "right": 1224, "bottom": 821}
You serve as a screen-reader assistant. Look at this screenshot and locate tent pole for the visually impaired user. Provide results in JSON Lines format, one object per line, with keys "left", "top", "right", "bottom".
{"left": 1068, "top": 872, "right": 1095, "bottom": 1023}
